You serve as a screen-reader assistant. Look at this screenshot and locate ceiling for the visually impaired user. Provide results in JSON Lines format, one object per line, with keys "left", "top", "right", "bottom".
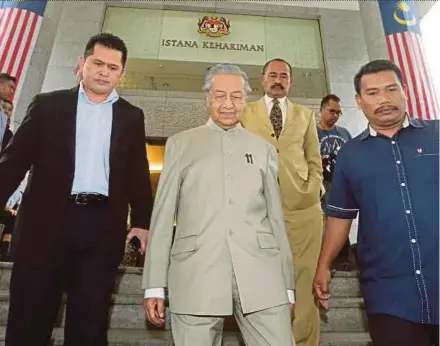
{"left": 119, "top": 58, "right": 327, "bottom": 98}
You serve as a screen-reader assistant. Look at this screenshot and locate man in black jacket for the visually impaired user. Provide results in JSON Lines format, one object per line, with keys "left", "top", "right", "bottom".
{"left": 0, "top": 33, "right": 153, "bottom": 346}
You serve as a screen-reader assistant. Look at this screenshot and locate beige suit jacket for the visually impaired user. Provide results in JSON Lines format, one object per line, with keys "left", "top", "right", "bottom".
{"left": 242, "top": 98, "right": 323, "bottom": 212}
{"left": 142, "top": 120, "right": 294, "bottom": 315}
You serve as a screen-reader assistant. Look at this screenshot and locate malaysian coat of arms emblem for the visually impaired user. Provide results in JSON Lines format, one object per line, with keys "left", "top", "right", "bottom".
{"left": 197, "top": 16, "right": 231, "bottom": 37}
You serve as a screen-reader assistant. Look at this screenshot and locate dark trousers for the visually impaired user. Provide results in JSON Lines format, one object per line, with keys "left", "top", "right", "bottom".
{"left": 368, "top": 313, "right": 439, "bottom": 346}
{"left": 5, "top": 202, "right": 123, "bottom": 346}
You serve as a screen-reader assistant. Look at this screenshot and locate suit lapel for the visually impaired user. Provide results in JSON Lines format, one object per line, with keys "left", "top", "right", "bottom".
{"left": 110, "top": 100, "right": 125, "bottom": 167}
{"left": 64, "top": 87, "right": 79, "bottom": 165}
{"left": 280, "top": 100, "right": 297, "bottom": 138}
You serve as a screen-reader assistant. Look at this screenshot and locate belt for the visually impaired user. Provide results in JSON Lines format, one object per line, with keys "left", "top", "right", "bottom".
{"left": 69, "top": 193, "right": 108, "bottom": 205}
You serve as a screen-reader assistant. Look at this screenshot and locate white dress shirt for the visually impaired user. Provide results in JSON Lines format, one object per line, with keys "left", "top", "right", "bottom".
{"left": 264, "top": 94, "right": 288, "bottom": 126}
{"left": 71, "top": 82, "right": 119, "bottom": 196}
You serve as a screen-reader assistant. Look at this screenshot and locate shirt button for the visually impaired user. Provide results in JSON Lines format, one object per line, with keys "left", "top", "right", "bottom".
{"left": 406, "top": 210, "right": 411, "bottom": 214}
{"left": 396, "top": 160, "right": 401, "bottom": 164}
{"left": 391, "top": 141, "right": 396, "bottom": 144}
{"left": 226, "top": 173, "right": 232, "bottom": 179}
{"left": 401, "top": 183, "right": 406, "bottom": 187}
{"left": 228, "top": 199, "right": 233, "bottom": 205}
{"left": 411, "top": 239, "right": 416, "bottom": 243}
{"left": 229, "top": 229, "right": 233, "bottom": 235}
{"left": 416, "top": 270, "right": 421, "bottom": 275}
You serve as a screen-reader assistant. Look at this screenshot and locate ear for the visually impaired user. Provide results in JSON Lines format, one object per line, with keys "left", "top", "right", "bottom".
{"left": 78, "top": 56, "right": 85, "bottom": 70}
{"left": 259, "top": 74, "right": 265, "bottom": 86}
{"left": 355, "top": 93, "right": 362, "bottom": 111}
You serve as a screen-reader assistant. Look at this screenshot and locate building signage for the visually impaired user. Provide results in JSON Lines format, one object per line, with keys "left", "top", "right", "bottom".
{"left": 160, "top": 15, "right": 264, "bottom": 53}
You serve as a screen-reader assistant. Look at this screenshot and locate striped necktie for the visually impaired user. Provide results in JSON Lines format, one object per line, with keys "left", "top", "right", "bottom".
{"left": 269, "top": 98, "right": 283, "bottom": 139}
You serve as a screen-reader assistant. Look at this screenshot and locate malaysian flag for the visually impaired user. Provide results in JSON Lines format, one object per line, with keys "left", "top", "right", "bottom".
{"left": 0, "top": 0, "right": 47, "bottom": 100}
{"left": 378, "top": 0, "right": 439, "bottom": 120}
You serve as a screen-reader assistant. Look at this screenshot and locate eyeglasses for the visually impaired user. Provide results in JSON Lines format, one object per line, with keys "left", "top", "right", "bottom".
{"left": 325, "top": 108, "right": 343, "bottom": 117}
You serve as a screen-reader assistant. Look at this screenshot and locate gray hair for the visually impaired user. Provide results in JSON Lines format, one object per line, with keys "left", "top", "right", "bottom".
{"left": 202, "top": 63, "right": 252, "bottom": 94}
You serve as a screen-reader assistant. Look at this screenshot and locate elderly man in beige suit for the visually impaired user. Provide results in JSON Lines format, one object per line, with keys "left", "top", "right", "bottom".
{"left": 142, "top": 63, "right": 295, "bottom": 346}
{"left": 241, "top": 58, "right": 323, "bottom": 346}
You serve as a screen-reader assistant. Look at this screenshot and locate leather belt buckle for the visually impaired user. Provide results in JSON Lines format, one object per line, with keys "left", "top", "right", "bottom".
{"left": 74, "top": 193, "right": 88, "bottom": 205}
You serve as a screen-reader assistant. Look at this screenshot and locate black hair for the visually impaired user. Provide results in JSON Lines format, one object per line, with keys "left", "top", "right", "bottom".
{"left": 320, "top": 94, "right": 341, "bottom": 108}
{"left": 354, "top": 60, "right": 403, "bottom": 95}
{"left": 0, "top": 73, "right": 16, "bottom": 84}
{"left": 83, "top": 33, "right": 128, "bottom": 67}
{"left": 262, "top": 58, "right": 293, "bottom": 76}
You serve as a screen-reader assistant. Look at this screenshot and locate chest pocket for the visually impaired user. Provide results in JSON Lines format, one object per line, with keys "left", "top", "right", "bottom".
{"left": 412, "top": 152, "right": 439, "bottom": 184}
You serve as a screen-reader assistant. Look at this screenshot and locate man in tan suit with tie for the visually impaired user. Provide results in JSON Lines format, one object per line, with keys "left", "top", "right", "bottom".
{"left": 142, "top": 63, "right": 295, "bottom": 346}
{"left": 242, "top": 58, "right": 323, "bottom": 346}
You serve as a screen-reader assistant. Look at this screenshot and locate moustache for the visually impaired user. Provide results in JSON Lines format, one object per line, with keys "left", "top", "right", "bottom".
{"left": 375, "top": 105, "right": 398, "bottom": 114}
{"left": 271, "top": 84, "right": 284, "bottom": 90}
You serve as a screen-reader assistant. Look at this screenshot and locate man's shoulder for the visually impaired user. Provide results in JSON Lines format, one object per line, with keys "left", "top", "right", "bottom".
{"left": 414, "top": 118, "right": 439, "bottom": 132}
{"left": 244, "top": 98, "right": 263, "bottom": 110}
{"left": 241, "top": 127, "right": 275, "bottom": 152}
{"left": 36, "top": 87, "right": 77, "bottom": 102}
{"left": 289, "top": 101, "right": 313, "bottom": 114}
{"left": 168, "top": 125, "right": 206, "bottom": 143}
{"left": 117, "top": 96, "right": 142, "bottom": 113}
{"left": 337, "top": 132, "right": 367, "bottom": 160}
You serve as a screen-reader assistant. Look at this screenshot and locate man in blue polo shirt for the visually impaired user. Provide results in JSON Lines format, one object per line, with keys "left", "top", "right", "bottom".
{"left": 313, "top": 60, "right": 439, "bottom": 346}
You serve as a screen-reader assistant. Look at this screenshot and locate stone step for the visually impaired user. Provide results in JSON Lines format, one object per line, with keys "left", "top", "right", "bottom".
{"left": 0, "top": 263, "right": 361, "bottom": 297}
{"left": 0, "top": 327, "right": 372, "bottom": 346}
{"left": 0, "top": 291, "right": 368, "bottom": 332}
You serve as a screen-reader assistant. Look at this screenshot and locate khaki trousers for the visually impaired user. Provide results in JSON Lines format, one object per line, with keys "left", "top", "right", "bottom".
{"left": 285, "top": 202, "right": 323, "bottom": 346}
{"left": 171, "top": 273, "right": 295, "bottom": 346}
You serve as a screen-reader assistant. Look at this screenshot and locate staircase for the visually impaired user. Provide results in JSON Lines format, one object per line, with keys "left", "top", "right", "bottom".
{"left": 0, "top": 263, "right": 371, "bottom": 345}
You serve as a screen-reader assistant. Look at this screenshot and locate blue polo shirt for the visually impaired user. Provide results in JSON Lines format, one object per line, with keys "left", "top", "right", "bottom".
{"left": 326, "top": 117, "right": 439, "bottom": 325}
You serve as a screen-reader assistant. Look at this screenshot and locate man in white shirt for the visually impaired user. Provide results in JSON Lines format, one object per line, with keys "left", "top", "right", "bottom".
{"left": 142, "top": 63, "right": 295, "bottom": 346}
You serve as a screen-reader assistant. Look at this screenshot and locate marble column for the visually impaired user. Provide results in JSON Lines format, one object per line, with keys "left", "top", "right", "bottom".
{"left": 12, "top": 1, "right": 64, "bottom": 127}
{"left": 357, "top": 0, "right": 388, "bottom": 61}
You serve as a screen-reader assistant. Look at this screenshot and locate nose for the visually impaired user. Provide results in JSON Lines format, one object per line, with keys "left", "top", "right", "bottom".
{"left": 223, "top": 97, "right": 234, "bottom": 108}
{"left": 377, "top": 91, "right": 391, "bottom": 104}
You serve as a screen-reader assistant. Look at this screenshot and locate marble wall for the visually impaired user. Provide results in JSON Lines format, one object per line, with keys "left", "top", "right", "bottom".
{"left": 35, "top": 0, "right": 369, "bottom": 138}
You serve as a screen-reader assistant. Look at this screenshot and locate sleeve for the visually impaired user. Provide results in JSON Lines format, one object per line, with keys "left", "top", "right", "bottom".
{"left": 264, "top": 145, "right": 295, "bottom": 290}
{"left": 304, "top": 111, "right": 323, "bottom": 182}
{"left": 144, "top": 288, "right": 165, "bottom": 299}
{"left": 325, "top": 148, "right": 359, "bottom": 219}
{"left": 142, "top": 136, "right": 181, "bottom": 289}
{"left": 128, "top": 110, "right": 153, "bottom": 230}
{"left": 0, "top": 95, "right": 40, "bottom": 208}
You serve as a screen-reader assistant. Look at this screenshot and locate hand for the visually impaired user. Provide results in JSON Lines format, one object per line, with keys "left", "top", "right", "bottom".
{"left": 126, "top": 228, "right": 149, "bottom": 255}
{"left": 144, "top": 298, "right": 165, "bottom": 326}
{"left": 313, "top": 266, "right": 331, "bottom": 310}
{"left": 4, "top": 208, "right": 17, "bottom": 216}
{"left": 289, "top": 303, "right": 295, "bottom": 320}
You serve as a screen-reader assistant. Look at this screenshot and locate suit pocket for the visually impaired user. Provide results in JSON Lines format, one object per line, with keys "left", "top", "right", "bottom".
{"left": 257, "top": 233, "right": 279, "bottom": 249}
{"left": 296, "top": 169, "right": 309, "bottom": 181}
{"left": 171, "top": 235, "right": 198, "bottom": 256}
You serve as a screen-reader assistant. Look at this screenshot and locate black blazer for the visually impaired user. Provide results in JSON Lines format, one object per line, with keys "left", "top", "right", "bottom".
{"left": 0, "top": 87, "right": 153, "bottom": 265}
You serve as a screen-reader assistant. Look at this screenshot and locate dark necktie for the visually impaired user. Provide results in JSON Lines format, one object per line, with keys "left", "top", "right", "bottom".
{"left": 269, "top": 98, "right": 283, "bottom": 139}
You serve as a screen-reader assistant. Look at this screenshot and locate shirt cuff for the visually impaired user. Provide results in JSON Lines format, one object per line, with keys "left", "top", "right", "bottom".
{"left": 144, "top": 288, "right": 165, "bottom": 299}
{"left": 287, "top": 289, "right": 295, "bottom": 304}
